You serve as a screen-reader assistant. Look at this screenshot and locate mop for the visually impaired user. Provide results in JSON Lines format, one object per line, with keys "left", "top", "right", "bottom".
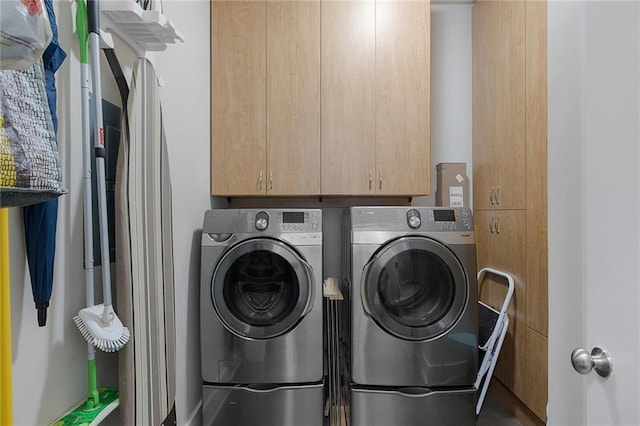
{"left": 73, "top": 0, "right": 129, "bottom": 353}
{"left": 54, "top": 1, "right": 124, "bottom": 423}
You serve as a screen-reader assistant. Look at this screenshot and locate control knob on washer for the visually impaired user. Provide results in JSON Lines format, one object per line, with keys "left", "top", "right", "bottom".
{"left": 255, "top": 211, "right": 270, "bottom": 231}
{"left": 408, "top": 216, "right": 421, "bottom": 229}
{"left": 406, "top": 209, "right": 421, "bottom": 229}
{"left": 255, "top": 218, "right": 268, "bottom": 231}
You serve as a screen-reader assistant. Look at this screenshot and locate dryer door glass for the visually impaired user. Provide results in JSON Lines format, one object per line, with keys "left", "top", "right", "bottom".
{"left": 363, "top": 236, "right": 468, "bottom": 341}
{"left": 212, "top": 238, "right": 314, "bottom": 339}
{"left": 378, "top": 249, "right": 455, "bottom": 326}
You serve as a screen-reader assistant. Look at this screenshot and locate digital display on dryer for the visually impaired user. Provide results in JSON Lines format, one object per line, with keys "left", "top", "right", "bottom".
{"left": 283, "top": 212, "right": 305, "bottom": 223}
{"left": 433, "top": 210, "right": 456, "bottom": 222}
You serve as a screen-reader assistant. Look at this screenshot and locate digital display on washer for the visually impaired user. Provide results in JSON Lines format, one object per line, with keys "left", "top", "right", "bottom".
{"left": 283, "top": 212, "right": 305, "bottom": 224}
{"left": 433, "top": 210, "right": 456, "bottom": 222}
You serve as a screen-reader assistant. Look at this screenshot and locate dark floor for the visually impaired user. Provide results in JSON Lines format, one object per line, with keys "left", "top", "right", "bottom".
{"left": 477, "top": 388, "right": 523, "bottom": 426}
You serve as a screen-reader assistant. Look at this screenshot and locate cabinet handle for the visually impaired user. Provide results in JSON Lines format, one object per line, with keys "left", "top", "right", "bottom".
{"left": 259, "top": 171, "right": 263, "bottom": 190}
{"left": 269, "top": 171, "right": 273, "bottom": 191}
{"left": 379, "top": 171, "right": 383, "bottom": 190}
{"left": 495, "top": 215, "right": 501, "bottom": 234}
{"left": 489, "top": 187, "right": 495, "bottom": 205}
{"left": 369, "top": 170, "right": 373, "bottom": 190}
{"left": 496, "top": 187, "right": 501, "bottom": 205}
{"left": 489, "top": 216, "right": 495, "bottom": 234}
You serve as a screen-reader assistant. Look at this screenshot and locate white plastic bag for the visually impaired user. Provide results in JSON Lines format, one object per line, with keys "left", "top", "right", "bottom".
{"left": 0, "top": 0, "right": 52, "bottom": 70}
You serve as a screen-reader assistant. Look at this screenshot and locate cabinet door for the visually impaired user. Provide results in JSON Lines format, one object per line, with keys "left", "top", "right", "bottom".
{"left": 211, "top": 1, "right": 266, "bottom": 196}
{"left": 375, "top": 0, "right": 430, "bottom": 196}
{"left": 472, "top": 0, "right": 496, "bottom": 208}
{"left": 267, "top": 1, "right": 321, "bottom": 195}
{"left": 472, "top": 1, "right": 526, "bottom": 210}
{"left": 525, "top": 0, "right": 548, "bottom": 336}
{"left": 475, "top": 209, "right": 527, "bottom": 401}
{"left": 525, "top": 326, "right": 548, "bottom": 421}
{"left": 321, "top": 0, "right": 375, "bottom": 195}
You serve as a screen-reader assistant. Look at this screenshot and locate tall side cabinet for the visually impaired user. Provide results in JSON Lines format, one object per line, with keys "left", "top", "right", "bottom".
{"left": 472, "top": 0, "right": 548, "bottom": 422}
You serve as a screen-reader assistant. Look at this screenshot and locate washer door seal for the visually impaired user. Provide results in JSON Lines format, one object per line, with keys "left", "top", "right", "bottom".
{"left": 212, "top": 238, "right": 314, "bottom": 339}
{"left": 362, "top": 236, "right": 468, "bottom": 341}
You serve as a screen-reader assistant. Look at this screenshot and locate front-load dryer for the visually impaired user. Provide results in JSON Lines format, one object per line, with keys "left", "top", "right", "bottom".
{"left": 201, "top": 209, "right": 323, "bottom": 384}
{"left": 345, "top": 207, "right": 478, "bottom": 426}
{"left": 346, "top": 206, "right": 478, "bottom": 387}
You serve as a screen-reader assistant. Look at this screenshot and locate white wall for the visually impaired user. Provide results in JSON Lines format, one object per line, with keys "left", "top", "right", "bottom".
{"left": 547, "top": 1, "right": 587, "bottom": 423}
{"left": 153, "top": 2, "right": 215, "bottom": 424}
{"left": 414, "top": 4, "right": 473, "bottom": 207}
{"left": 9, "top": 3, "right": 470, "bottom": 425}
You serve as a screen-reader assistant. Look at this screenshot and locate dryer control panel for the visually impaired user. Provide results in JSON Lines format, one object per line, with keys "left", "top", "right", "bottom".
{"left": 351, "top": 207, "right": 473, "bottom": 233}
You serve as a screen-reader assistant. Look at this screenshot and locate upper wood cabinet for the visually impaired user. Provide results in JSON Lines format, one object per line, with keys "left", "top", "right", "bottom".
{"left": 212, "top": 0, "right": 431, "bottom": 197}
{"left": 472, "top": 0, "right": 526, "bottom": 210}
{"left": 267, "top": 1, "right": 321, "bottom": 196}
{"left": 211, "top": 1, "right": 266, "bottom": 196}
{"left": 375, "top": 0, "right": 430, "bottom": 196}
{"left": 321, "top": 1, "right": 376, "bottom": 195}
{"left": 211, "top": 0, "right": 321, "bottom": 196}
{"left": 321, "top": 0, "right": 431, "bottom": 196}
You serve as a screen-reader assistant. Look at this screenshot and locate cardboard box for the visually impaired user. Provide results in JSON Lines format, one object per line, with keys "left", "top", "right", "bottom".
{"left": 436, "top": 163, "right": 469, "bottom": 207}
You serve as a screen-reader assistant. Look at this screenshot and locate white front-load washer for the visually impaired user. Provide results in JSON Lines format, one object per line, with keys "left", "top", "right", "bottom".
{"left": 200, "top": 209, "right": 323, "bottom": 426}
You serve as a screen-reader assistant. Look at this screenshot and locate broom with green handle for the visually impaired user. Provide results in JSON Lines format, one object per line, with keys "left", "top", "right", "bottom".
{"left": 73, "top": 0, "right": 129, "bottom": 352}
{"left": 54, "top": 1, "right": 121, "bottom": 423}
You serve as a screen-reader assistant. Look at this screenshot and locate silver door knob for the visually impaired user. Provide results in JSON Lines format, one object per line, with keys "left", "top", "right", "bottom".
{"left": 571, "top": 347, "right": 612, "bottom": 377}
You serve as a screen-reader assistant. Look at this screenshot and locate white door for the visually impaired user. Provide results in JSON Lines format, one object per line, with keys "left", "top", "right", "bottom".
{"left": 548, "top": 1, "right": 640, "bottom": 425}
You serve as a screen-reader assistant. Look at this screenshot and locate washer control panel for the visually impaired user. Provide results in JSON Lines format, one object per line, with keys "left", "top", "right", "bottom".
{"left": 248, "top": 210, "right": 321, "bottom": 232}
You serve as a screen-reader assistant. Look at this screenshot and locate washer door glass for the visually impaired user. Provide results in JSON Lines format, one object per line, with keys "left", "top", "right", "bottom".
{"left": 212, "top": 238, "right": 314, "bottom": 339}
{"left": 363, "top": 236, "right": 468, "bottom": 341}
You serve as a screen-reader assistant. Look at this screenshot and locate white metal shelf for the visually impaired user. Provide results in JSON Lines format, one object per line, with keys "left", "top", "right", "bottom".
{"left": 100, "top": 0, "right": 184, "bottom": 57}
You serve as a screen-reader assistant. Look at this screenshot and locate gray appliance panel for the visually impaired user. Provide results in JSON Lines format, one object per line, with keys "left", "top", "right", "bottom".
{"left": 203, "top": 208, "right": 322, "bottom": 235}
{"left": 350, "top": 241, "right": 478, "bottom": 386}
{"left": 349, "top": 206, "right": 473, "bottom": 233}
{"left": 201, "top": 218, "right": 324, "bottom": 384}
{"left": 350, "top": 386, "right": 476, "bottom": 426}
{"left": 203, "top": 383, "right": 324, "bottom": 426}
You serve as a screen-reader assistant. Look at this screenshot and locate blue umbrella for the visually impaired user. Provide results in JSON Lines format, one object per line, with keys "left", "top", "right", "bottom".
{"left": 23, "top": 0, "right": 66, "bottom": 327}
